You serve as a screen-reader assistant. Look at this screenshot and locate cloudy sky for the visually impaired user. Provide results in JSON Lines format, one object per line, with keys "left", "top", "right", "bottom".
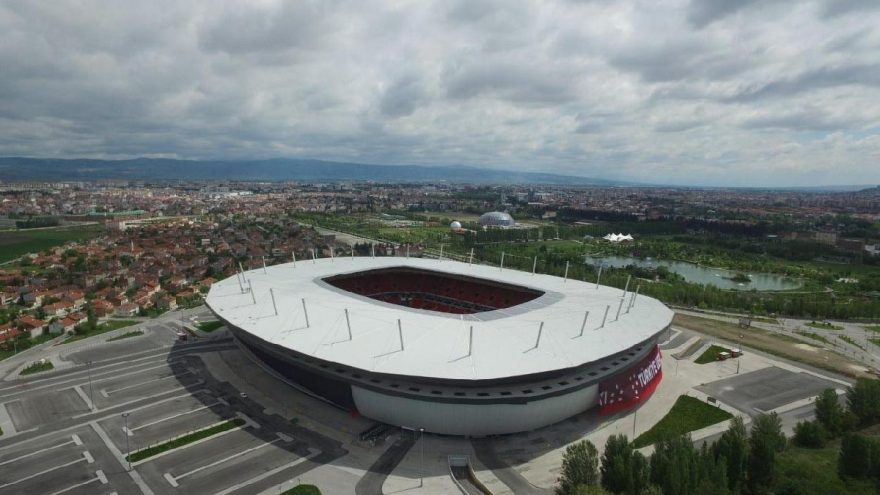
{"left": 1, "top": 0, "right": 879, "bottom": 186}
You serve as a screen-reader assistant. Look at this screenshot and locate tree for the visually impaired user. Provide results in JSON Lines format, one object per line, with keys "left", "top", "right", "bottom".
{"left": 650, "top": 435, "right": 699, "bottom": 495}
{"left": 814, "top": 388, "right": 843, "bottom": 436}
{"left": 747, "top": 413, "right": 785, "bottom": 493}
{"left": 558, "top": 440, "right": 600, "bottom": 495}
{"left": 792, "top": 420, "right": 827, "bottom": 448}
{"left": 600, "top": 434, "right": 633, "bottom": 494}
{"left": 630, "top": 451, "right": 650, "bottom": 495}
{"left": 712, "top": 416, "right": 748, "bottom": 494}
{"left": 838, "top": 433, "right": 873, "bottom": 479}
{"left": 846, "top": 378, "right": 880, "bottom": 426}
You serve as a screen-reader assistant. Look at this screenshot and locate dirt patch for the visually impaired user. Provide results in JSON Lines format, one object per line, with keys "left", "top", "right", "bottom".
{"left": 674, "top": 313, "right": 870, "bottom": 380}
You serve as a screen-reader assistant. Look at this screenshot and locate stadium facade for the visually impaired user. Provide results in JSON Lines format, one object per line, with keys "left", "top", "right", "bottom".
{"left": 206, "top": 257, "right": 672, "bottom": 436}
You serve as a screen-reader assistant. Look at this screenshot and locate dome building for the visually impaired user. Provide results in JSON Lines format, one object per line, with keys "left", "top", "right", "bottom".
{"left": 450, "top": 221, "right": 462, "bottom": 230}
{"left": 478, "top": 211, "right": 515, "bottom": 228}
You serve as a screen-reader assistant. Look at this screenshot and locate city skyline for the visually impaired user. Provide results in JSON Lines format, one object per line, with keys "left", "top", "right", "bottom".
{"left": 1, "top": 1, "right": 879, "bottom": 187}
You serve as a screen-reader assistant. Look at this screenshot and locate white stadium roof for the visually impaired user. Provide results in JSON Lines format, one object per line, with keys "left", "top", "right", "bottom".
{"left": 206, "top": 257, "right": 673, "bottom": 381}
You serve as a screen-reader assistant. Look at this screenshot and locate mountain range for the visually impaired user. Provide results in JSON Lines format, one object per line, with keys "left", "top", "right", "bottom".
{"left": 0, "top": 157, "right": 621, "bottom": 185}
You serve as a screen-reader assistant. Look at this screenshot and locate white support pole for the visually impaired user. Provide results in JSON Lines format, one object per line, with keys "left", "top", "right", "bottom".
{"left": 500, "top": 251, "right": 505, "bottom": 271}
{"left": 270, "top": 288, "right": 278, "bottom": 316}
{"left": 292, "top": 251, "right": 296, "bottom": 267}
{"left": 351, "top": 248, "right": 354, "bottom": 260}
{"left": 578, "top": 311, "right": 589, "bottom": 338}
{"left": 532, "top": 256, "right": 537, "bottom": 275}
{"left": 406, "top": 245, "right": 410, "bottom": 258}
{"left": 564, "top": 261, "right": 570, "bottom": 282}
{"left": 534, "top": 322, "right": 544, "bottom": 349}
{"left": 262, "top": 256, "right": 267, "bottom": 274}
{"left": 398, "top": 319, "right": 404, "bottom": 351}
{"left": 615, "top": 298, "right": 625, "bottom": 321}
{"left": 371, "top": 244, "right": 375, "bottom": 258}
{"left": 301, "top": 298, "right": 310, "bottom": 328}
{"left": 622, "top": 275, "right": 631, "bottom": 297}
{"left": 330, "top": 247, "right": 334, "bottom": 262}
{"left": 312, "top": 248, "right": 317, "bottom": 263}
{"left": 596, "top": 266, "right": 603, "bottom": 289}
{"left": 630, "top": 285, "right": 641, "bottom": 309}
{"left": 248, "top": 280, "right": 256, "bottom": 304}
{"left": 439, "top": 244, "right": 444, "bottom": 260}
{"left": 345, "top": 308, "right": 352, "bottom": 341}
{"left": 468, "top": 248, "right": 474, "bottom": 265}
{"left": 600, "top": 304, "right": 610, "bottom": 328}
{"left": 467, "top": 325, "right": 473, "bottom": 357}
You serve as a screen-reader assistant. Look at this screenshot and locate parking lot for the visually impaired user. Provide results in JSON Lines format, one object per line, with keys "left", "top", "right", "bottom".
{"left": 695, "top": 366, "right": 843, "bottom": 415}
{"left": 0, "top": 317, "right": 346, "bottom": 495}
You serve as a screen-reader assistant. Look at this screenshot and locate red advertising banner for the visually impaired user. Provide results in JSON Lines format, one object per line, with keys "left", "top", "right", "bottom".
{"left": 598, "top": 345, "right": 662, "bottom": 415}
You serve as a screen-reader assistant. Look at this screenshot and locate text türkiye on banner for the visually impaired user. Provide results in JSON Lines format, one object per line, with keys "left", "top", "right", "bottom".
{"left": 598, "top": 345, "right": 662, "bottom": 415}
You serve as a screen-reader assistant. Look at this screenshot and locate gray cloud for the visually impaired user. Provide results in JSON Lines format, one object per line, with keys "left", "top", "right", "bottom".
{"left": 0, "top": 0, "right": 878, "bottom": 186}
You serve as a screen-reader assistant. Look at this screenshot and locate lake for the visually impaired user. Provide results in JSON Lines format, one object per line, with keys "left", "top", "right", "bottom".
{"left": 584, "top": 256, "right": 803, "bottom": 291}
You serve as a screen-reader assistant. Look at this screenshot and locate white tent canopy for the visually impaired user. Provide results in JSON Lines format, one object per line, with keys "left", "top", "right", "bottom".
{"left": 602, "top": 233, "right": 634, "bottom": 242}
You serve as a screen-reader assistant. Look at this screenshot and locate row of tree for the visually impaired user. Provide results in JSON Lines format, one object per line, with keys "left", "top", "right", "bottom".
{"left": 557, "top": 413, "right": 784, "bottom": 495}
{"left": 559, "top": 379, "right": 880, "bottom": 495}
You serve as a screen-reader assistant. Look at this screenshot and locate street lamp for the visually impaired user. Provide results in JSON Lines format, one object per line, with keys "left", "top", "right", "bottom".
{"left": 419, "top": 428, "right": 425, "bottom": 488}
{"left": 86, "top": 361, "right": 95, "bottom": 411}
{"left": 122, "top": 413, "right": 131, "bottom": 471}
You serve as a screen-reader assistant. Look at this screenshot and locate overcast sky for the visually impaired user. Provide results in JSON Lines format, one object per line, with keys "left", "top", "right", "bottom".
{"left": 1, "top": 1, "right": 879, "bottom": 186}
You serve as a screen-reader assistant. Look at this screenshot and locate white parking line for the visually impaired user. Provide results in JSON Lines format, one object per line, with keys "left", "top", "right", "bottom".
{"left": 73, "top": 385, "right": 95, "bottom": 411}
{"left": 129, "top": 400, "right": 224, "bottom": 434}
{"left": 212, "top": 451, "right": 315, "bottom": 495}
{"left": 83, "top": 450, "right": 94, "bottom": 464}
{"left": 102, "top": 369, "right": 193, "bottom": 396}
{"left": 89, "top": 421, "right": 155, "bottom": 495}
{"left": 72, "top": 383, "right": 206, "bottom": 419}
{"left": 0, "top": 437, "right": 78, "bottom": 467}
{"left": 0, "top": 453, "right": 88, "bottom": 489}
{"left": 48, "top": 471, "right": 104, "bottom": 495}
{"left": 0, "top": 359, "right": 182, "bottom": 399}
{"left": 165, "top": 438, "right": 281, "bottom": 486}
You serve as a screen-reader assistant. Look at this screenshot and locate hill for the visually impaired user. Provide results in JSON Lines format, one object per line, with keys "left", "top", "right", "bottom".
{"left": 0, "top": 157, "right": 622, "bottom": 185}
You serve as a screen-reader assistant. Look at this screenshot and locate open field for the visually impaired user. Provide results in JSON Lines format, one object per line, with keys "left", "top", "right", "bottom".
{"left": 0, "top": 224, "right": 104, "bottom": 263}
{"left": 62, "top": 319, "right": 138, "bottom": 343}
{"left": 673, "top": 313, "right": 872, "bottom": 379}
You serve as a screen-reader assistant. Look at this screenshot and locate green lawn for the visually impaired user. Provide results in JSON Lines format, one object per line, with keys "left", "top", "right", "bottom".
{"left": 633, "top": 395, "right": 733, "bottom": 448}
{"left": 839, "top": 335, "right": 866, "bottom": 351}
{"left": 196, "top": 320, "right": 224, "bottom": 332}
{"left": 0, "top": 224, "right": 104, "bottom": 263}
{"left": 694, "top": 344, "right": 734, "bottom": 364}
{"left": 20, "top": 360, "right": 54, "bottom": 375}
{"left": 63, "top": 320, "right": 138, "bottom": 344}
{"left": 281, "top": 486, "right": 321, "bottom": 495}
{"left": 798, "top": 331, "right": 831, "bottom": 345}
{"left": 107, "top": 330, "right": 144, "bottom": 342}
{"left": 865, "top": 326, "right": 880, "bottom": 333}
{"left": 127, "top": 418, "right": 245, "bottom": 462}
{"left": 806, "top": 321, "right": 844, "bottom": 331}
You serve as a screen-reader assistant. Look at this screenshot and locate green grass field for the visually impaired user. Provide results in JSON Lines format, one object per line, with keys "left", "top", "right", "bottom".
{"left": 63, "top": 320, "right": 138, "bottom": 344}
{"left": 633, "top": 395, "right": 733, "bottom": 448}
{"left": 0, "top": 224, "right": 104, "bottom": 263}
{"left": 107, "top": 330, "right": 144, "bottom": 342}
{"left": 694, "top": 344, "right": 734, "bottom": 364}
{"left": 776, "top": 444, "right": 876, "bottom": 494}
{"left": 281, "top": 486, "right": 321, "bottom": 495}
{"left": 127, "top": 418, "right": 245, "bottom": 462}
{"left": 20, "top": 360, "right": 54, "bottom": 375}
{"left": 806, "top": 321, "right": 844, "bottom": 331}
{"left": 196, "top": 320, "right": 224, "bottom": 332}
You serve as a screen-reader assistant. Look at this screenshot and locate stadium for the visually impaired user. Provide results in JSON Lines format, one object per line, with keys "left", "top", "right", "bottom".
{"left": 206, "top": 256, "right": 673, "bottom": 436}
